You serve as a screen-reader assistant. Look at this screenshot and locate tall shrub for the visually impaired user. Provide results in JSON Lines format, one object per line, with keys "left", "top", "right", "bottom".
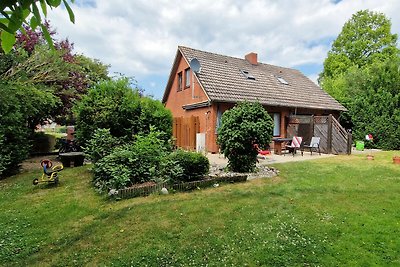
{"left": 74, "top": 78, "right": 173, "bottom": 147}
{"left": 217, "top": 102, "right": 273, "bottom": 172}
{"left": 74, "top": 78, "right": 142, "bottom": 146}
{"left": 0, "top": 82, "right": 57, "bottom": 177}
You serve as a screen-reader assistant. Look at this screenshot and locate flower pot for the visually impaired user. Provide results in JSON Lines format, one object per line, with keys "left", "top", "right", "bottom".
{"left": 366, "top": 154, "right": 374, "bottom": 160}
{"left": 393, "top": 156, "right": 400, "bottom": 165}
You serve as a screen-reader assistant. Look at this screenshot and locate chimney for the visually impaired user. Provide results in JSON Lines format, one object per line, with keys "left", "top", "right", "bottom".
{"left": 245, "top": 52, "right": 258, "bottom": 65}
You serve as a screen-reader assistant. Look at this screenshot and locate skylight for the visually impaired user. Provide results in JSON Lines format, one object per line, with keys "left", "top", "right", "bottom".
{"left": 277, "top": 77, "right": 289, "bottom": 85}
{"left": 240, "top": 69, "right": 255, "bottom": 80}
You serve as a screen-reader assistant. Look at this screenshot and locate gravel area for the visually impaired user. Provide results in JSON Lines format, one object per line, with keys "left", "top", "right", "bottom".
{"left": 209, "top": 163, "right": 279, "bottom": 180}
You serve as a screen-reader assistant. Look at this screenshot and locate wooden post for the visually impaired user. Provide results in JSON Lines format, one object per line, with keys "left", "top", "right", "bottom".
{"left": 347, "top": 132, "right": 352, "bottom": 155}
{"left": 310, "top": 115, "right": 314, "bottom": 140}
{"left": 327, "top": 114, "right": 333, "bottom": 154}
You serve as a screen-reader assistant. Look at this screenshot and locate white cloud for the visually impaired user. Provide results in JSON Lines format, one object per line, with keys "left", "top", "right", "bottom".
{"left": 47, "top": 0, "right": 400, "bottom": 98}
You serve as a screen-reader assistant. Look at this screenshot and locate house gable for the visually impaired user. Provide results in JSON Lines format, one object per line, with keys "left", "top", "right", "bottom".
{"left": 163, "top": 47, "right": 210, "bottom": 118}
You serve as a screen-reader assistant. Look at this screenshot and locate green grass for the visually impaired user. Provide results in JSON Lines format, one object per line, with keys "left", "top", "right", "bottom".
{"left": 1, "top": 151, "right": 400, "bottom": 266}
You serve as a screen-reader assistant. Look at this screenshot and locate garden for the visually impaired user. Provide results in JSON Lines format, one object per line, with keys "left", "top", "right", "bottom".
{"left": 1, "top": 151, "right": 400, "bottom": 266}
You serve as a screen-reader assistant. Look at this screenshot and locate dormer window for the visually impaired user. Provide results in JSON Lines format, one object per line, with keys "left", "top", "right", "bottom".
{"left": 240, "top": 69, "right": 255, "bottom": 80}
{"left": 277, "top": 77, "right": 289, "bottom": 85}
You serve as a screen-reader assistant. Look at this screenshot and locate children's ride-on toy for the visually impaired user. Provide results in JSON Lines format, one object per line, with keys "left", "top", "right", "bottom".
{"left": 33, "top": 159, "right": 63, "bottom": 186}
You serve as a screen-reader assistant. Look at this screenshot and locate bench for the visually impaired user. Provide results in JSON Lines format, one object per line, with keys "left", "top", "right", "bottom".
{"left": 59, "top": 152, "right": 85, "bottom": 167}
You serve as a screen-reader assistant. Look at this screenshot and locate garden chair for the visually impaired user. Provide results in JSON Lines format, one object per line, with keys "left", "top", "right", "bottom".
{"left": 301, "top": 137, "right": 321, "bottom": 156}
{"left": 254, "top": 144, "right": 271, "bottom": 160}
{"left": 284, "top": 136, "right": 303, "bottom": 156}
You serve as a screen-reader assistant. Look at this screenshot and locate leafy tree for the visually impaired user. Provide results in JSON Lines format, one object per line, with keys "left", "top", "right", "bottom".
{"left": 0, "top": 23, "right": 110, "bottom": 125}
{"left": 319, "top": 9, "right": 400, "bottom": 140}
{"left": 217, "top": 102, "right": 273, "bottom": 172}
{"left": 0, "top": 0, "right": 75, "bottom": 53}
{"left": 320, "top": 10, "right": 399, "bottom": 103}
{"left": 75, "top": 78, "right": 173, "bottom": 147}
{"left": 321, "top": 10, "right": 398, "bottom": 80}
{"left": 346, "top": 59, "right": 400, "bottom": 150}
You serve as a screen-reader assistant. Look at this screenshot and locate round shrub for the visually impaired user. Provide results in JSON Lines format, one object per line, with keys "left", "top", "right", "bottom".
{"left": 217, "top": 101, "right": 273, "bottom": 172}
{"left": 164, "top": 150, "right": 210, "bottom": 183}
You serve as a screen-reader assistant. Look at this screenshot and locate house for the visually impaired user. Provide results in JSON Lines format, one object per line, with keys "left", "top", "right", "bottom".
{"left": 162, "top": 46, "right": 347, "bottom": 154}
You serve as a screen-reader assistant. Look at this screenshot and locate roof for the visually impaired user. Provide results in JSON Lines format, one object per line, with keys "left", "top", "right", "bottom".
{"left": 163, "top": 46, "right": 346, "bottom": 112}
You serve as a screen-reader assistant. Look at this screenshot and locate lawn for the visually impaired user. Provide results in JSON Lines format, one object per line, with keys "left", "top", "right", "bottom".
{"left": 1, "top": 151, "right": 400, "bottom": 266}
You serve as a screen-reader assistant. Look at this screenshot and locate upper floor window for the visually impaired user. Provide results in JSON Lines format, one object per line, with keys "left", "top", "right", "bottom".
{"left": 177, "top": 72, "right": 182, "bottom": 91}
{"left": 185, "top": 68, "right": 190, "bottom": 88}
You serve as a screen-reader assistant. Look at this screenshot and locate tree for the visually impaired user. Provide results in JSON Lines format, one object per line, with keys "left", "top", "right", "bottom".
{"left": 0, "top": 0, "right": 75, "bottom": 53}
{"left": 321, "top": 10, "right": 398, "bottom": 79}
{"left": 74, "top": 78, "right": 142, "bottom": 146}
{"left": 0, "top": 23, "right": 110, "bottom": 125}
{"left": 217, "top": 102, "right": 273, "bottom": 173}
{"left": 346, "top": 58, "right": 400, "bottom": 150}
{"left": 319, "top": 10, "right": 400, "bottom": 133}
{"left": 320, "top": 10, "right": 399, "bottom": 102}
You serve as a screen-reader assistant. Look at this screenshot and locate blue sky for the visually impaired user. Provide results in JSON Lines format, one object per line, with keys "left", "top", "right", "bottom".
{"left": 48, "top": 0, "right": 400, "bottom": 99}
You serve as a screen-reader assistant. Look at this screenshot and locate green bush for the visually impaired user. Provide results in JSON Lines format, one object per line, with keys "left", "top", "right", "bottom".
{"left": 74, "top": 78, "right": 142, "bottom": 147}
{"left": 74, "top": 78, "right": 173, "bottom": 147}
{"left": 217, "top": 102, "right": 273, "bottom": 172}
{"left": 83, "top": 128, "right": 121, "bottom": 163}
{"left": 140, "top": 97, "right": 173, "bottom": 144}
{"left": 93, "top": 130, "right": 168, "bottom": 192}
{"left": 164, "top": 150, "right": 210, "bottom": 183}
{"left": 347, "top": 59, "right": 400, "bottom": 150}
{"left": 0, "top": 83, "right": 31, "bottom": 177}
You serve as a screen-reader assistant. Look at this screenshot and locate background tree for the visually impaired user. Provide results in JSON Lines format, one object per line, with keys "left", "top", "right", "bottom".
{"left": 345, "top": 59, "right": 400, "bottom": 149}
{"left": 0, "top": 22, "right": 108, "bottom": 177}
{"left": 320, "top": 10, "right": 399, "bottom": 104}
{"left": 1, "top": 23, "right": 110, "bottom": 125}
{"left": 319, "top": 9, "right": 400, "bottom": 148}
{"left": 217, "top": 102, "right": 273, "bottom": 173}
{"left": 0, "top": 0, "right": 75, "bottom": 53}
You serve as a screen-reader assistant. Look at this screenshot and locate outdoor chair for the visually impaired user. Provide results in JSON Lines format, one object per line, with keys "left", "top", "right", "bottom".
{"left": 301, "top": 137, "right": 321, "bottom": 156}
{"left": 254, "top": 144, "right": 271, "bottom": 159}
{"left": 284, "top": 136, "right": 303, "bottom": 156}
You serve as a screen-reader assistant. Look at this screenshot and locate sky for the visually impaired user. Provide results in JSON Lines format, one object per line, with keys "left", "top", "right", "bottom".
{"left": 47, "top": 0, "right": 400, "bottom": 100}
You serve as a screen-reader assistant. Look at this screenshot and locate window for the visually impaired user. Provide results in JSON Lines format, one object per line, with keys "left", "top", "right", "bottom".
{"left": 277, "top": 77, "right": 289, "bottom": 85}
{"left": 177, "top": 72, "right": 182, "bottom": 91}
{"left": 215, "top": 107, "right": 222, "bottom": 133}
{"left": 273, "top": 113, "right": 281, "bottom": 136}
{"left": 185, "top": 68, "right": 190, "bottom": 88}
{"left": 240, "top": 69, "right": 255, "bottom": 80}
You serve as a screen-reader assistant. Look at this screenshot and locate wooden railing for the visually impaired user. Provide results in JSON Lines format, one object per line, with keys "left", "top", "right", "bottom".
{"left": 289, "top": 114, "right": 352, "bottom": 155}
{"left": 331, "top": 115, "right": 352, "bottom": 154}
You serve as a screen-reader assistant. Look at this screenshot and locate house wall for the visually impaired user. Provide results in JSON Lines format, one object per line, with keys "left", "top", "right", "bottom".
{"left": 164, "top": 56, "right": 209, "bottom": 117}
{"left": 165, "top": 55, "right": 216, "bottom": 152}
{"left": 164, "top": 54, "right": 342, "bottom": 153}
